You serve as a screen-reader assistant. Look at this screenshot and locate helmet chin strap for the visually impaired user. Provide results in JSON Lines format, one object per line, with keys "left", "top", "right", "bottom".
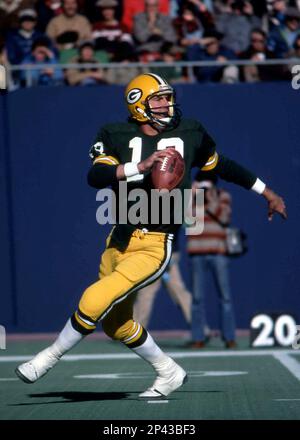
{"left": 148, "top": 104, "right": 175, "bottom": 127}
{"left": 136, "top": 106, "right": 171, "bottom": 127}
{"left": 136, "top": 107, "right": 149, "bottom": 119}
{"left": 151, "top": 116, "right": 172, "bottom": 128}
{"left": 136, "top": 103, "right": 180, "bottom": 129}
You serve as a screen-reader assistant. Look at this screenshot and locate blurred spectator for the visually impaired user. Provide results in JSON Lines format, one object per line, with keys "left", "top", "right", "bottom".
{"left": 186, "top": 172, "right": 237, "bottom": 349}
{"left": 216, "top": 0, "right": 261, "bottom": 54}
{"left": 6, "top": 9, "right": 48, "bottom": 65}
{"left": 175, "top": 0, "right": 215, "bottom": 19}
{"left": 240, "top": 28, "right": 284, "bottom": 81}
{"left": 288, "top": 32, "right": 300, "bottom": 54}
{"left": 105, "top": 43, "right": 142, "bottom": 85}
{"left": 35, "top": 0, "right": 63, "bottom": 32}
{"left": 84, "top": 0, "right": 122, "bottom": 24}
{"left": 133, "top": 0, "right": 177, "bottom": 53}
{"left": 0, "top": 40, "right": 13, "bottom": 88}
{"left": 196, "top": 0, "right": 214, "bottom": 12}
{"left": 65, "top": 40, "right": 106, "bottom": 85}
{"left": 249, "top": 0, "right": 268, "bottom": 18}
{"left": 294, "top": 0, "right": 300, "bottom": 9}
{"left": 266, "top": 0, "right": 288, "bottom": 30}
{"left": 284, "top": 33, "right": 300, "bottom": 77}
{"left": 170, "top": 0, "right": 181, "bottom": 18}
{"left": 137, "top": 48, "right": 161, "bottom": 63}
{"left": 187, "top": 29, "right": 238, "bottom": 82}
{"left": 185, "top": 0, "right": 215, "bottom": 22}
{"left": 0, "top": 0, "right": 35, "bottom": 37}
{"left": 0, "top": 40, "right": 8, "bottom": 64}
{"left": 173, "top": 1, "right": 214, "bottom": 48}
{"left": 122, "top": 0, "right": 169, "bottom": 33}
{"left": 213, "top": 0, "right": 235, "bottom": 14}
{"left": 92, "top": 0, "right": 134, "bottom": 60}
{"left": 46, "top": 0, "right": 92, "bottom": 51}
{"left": 151, "top": 42, "right": 187, "bottom": 82}
{"left": 20, "top": 36, "right": 63, "bottom": 85}
{"left": 215, "top": 0, "right": 272, "bottom": 17}
{"left": 268, "top": 6, "right": 300, "bottom": 57}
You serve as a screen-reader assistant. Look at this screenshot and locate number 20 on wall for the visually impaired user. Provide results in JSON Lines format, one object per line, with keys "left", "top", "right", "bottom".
{"left": 250, "top": 313, "right": 298, "bottom": 348}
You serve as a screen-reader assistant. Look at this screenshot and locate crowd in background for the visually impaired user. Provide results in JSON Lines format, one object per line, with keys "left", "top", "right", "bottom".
{"left": 0, "top": 0, "right": 300, "bottom": 87}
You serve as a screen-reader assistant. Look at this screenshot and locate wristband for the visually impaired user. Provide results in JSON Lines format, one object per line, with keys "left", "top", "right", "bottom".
{"left": 251, "top": 178, "right": 266, "bottom": 194}
{"left": 124, "top": 162, "right": 140, "bottom": 177}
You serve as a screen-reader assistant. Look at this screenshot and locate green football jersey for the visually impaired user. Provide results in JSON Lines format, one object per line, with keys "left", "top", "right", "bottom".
{"left": 92, "top": 118, "right": 217, "bottom": 249}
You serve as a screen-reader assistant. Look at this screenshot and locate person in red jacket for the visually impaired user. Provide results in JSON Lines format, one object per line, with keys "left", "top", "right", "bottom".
{"left": 121, "top": 0, "right": 169, "bottom": 33}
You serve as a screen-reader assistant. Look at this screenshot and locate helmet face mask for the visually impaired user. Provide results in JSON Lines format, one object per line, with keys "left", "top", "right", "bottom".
{"left": 145, "top": 91, "right": 175, "bottom": 128}
{"left": 125, "top": 73, "right": 181, "bottom": 129}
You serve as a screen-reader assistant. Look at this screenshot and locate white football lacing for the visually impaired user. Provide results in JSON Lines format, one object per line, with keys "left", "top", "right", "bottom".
{"left": 160, "top": 157, "right": 169, "bottom": 171}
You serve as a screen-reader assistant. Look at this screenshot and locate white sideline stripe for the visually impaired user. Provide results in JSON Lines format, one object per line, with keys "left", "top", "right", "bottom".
{"left": 1, "top": 349, "right": 300, "bottom": 362}
{"left": 0, "top": 378, "right": 18, "bottom": 381}
{"left": 274, "top": 399, "right": 300, "bottom": 401}
{"left": 147, "top": 401, "right": 169, "bottom": 404}
{"left": 272, "top": 352, "right": 300, "bottom": 381}
{"left": 73, "top": 371, "right": 248, "bottom": 379}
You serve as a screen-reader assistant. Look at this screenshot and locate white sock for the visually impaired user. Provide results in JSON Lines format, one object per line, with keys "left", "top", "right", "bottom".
{"left": 50, "top": 319, "right": 85, "bottom": 358}
{"left": 130, "top": 332, "right": 169, "bottom": 365}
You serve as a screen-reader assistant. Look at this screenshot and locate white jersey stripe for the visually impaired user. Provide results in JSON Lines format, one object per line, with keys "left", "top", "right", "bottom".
{"left": 123, "top": 323, "right": 141, "bottom": 343}
{"left": 77, "top": 314, "right": 96, "bottom": 327}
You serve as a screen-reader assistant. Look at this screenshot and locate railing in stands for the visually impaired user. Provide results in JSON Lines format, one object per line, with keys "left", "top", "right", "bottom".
{"left": 3, "top": 58, "right": 300, "bottom": 89}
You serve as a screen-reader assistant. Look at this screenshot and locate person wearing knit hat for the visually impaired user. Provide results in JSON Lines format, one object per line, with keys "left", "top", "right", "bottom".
{"left": 5, "top": 7, "right": 50, "bottom": 66}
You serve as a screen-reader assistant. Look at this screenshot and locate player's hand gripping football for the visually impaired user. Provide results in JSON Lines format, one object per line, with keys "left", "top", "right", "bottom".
{"left": 115, "top": 149, "right": 177, "bottom": 180}
{"left": 262, "top": 187, "right": 287, "bottom": 221}
{"left": 137, "top": 149, "right": 175, "bottom": 174}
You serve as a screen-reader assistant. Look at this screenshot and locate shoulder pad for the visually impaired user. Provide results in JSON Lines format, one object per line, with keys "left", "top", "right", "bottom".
{"left": 177, "top": 118, "right": 207, "bottom": 132}
{"left": 101, "top": 121, "right": 138, "bottom": 135}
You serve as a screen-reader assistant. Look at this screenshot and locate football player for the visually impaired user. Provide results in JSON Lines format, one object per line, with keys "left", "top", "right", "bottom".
{"left": 15, "top": 73, "right": 286, "bottom": 398}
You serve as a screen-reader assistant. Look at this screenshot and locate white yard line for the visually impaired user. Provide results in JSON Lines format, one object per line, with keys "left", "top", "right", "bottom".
{"left": 1, "top": 349, "right": 300, "bottom": 362}
{"left": 0, "top": 378, "right": 18, "bottom": 381}
{"left": 274, "top": 399, "right": 300, "bottom": 401}
{"left": 147, "top": 401, "right": 169, "bottom": 404}
{"left": 272, "top": 352, "right": 300, "bottom": 381}
{"left": 73, "top": 371, "right": 248, "bottom": 380}
{"left": 1, "top": 350, "right": 300, "bottom": 384}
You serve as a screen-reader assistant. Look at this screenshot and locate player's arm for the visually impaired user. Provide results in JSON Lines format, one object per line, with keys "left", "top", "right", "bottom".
{"left": 194, "top": 128, "right": 287, "bottom": 221}
{"left": 88, "top": 150, "right": 172, "bottom": 188}
{"left": 213, "top": 155, "right": 287, "bottom": 220}
{"left": 88, "top": 132, "right": 173, "bottom": 189}
{"left": 87, "top": 136, "right": 120, "bottom": 189}
{"left": 116, "top": 149, "right": 174, "bottom": 179}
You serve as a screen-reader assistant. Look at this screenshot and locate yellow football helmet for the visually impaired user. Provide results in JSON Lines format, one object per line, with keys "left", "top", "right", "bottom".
{"left": 125, "top": 73, "right": 180, "bottom": 128}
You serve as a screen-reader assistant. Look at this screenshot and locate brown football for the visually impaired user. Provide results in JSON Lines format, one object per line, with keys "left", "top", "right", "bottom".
{"left": 151, "top": 148, "right": 185, "bottom": 191}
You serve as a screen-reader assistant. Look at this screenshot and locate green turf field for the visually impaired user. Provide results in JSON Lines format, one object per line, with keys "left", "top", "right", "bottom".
{"left": 1, "top": 336, "right": 300, "bottom": 420}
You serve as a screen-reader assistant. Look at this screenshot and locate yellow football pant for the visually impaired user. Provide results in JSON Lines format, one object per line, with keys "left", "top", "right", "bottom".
{"left": 72, "top": 229, "right": 173, "bottom": 346}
